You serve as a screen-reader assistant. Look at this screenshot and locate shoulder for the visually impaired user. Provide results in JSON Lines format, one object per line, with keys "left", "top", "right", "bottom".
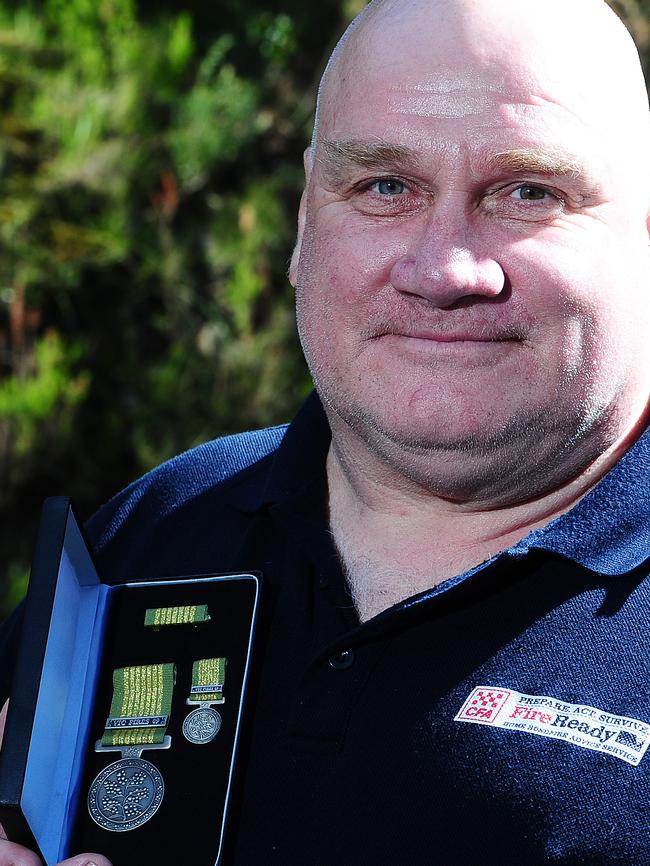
{"left": 86, "top": 424, "right": 288, "bottom": 579}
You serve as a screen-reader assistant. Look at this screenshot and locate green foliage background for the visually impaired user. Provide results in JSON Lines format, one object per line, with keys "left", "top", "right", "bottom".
{"left": 0, "top": 0, "right": 648, "bottom": 618}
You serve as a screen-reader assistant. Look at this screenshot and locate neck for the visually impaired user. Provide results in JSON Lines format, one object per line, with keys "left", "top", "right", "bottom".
{"left": 326, "top": 413, "right": 647, "bottom": 621}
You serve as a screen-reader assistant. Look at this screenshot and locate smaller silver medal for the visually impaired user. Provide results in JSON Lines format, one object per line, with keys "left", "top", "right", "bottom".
{"left": 182, "top": 706, "right": 222, "bottom": 744}
{"left": 88, "top": 756, "right": 164, "bottom": 832}
{"left": 183, "top": 657, "right": 227, "bottom": 744}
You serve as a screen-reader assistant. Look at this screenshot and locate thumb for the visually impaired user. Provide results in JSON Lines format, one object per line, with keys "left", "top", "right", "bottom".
{"left": 0, "top": 700, "right": 7, "bottom": 750}
{"left": 0, "top": 700, "right": 7, "bottom": 840}
{"left": 57, "top": 857, "right": 113, "bottom": 866}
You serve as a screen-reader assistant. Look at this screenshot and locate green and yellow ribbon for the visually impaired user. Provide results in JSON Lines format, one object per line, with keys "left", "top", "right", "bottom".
{"left": 189, "top": 657, "right": 227, "bottom": 705}
{"left": 101, "top": 663, "right": 176, "bottom": 747}
{"left": 144, "top": 605, "right": 210, "bottom": 627}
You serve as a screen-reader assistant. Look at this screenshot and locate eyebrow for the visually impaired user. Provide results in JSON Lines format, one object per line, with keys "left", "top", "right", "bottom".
{"left": 489, "top": 148, "right": 583, "bottom": 178}
{"left": 318, "top": 138, "right": 419, "bottom": 184}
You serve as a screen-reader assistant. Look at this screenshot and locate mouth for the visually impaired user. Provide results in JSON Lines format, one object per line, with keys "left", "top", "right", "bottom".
{"left": 403, "top": 331, "right": 520, "bottom": 342}
{"left": 370, "top": 330, "right": 525, "bottom": 360}
{"left": 373, "top": 329, "right": 524, "bottom": 344}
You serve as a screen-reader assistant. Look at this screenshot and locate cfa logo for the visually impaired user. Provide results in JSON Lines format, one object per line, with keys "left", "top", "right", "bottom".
{"left": 458, "top": 689, "right": 511, "bottom": 724}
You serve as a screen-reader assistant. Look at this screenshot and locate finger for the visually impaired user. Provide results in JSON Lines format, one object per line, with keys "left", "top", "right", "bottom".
{"left": 0, "top": 700, "right": 8, "bottom": 750}
{"left": 0, "top": 838, "right": 43, "bottom": 866}
{"left": 0, "top": 701, "right": 8, "bottom": 841}
{"left": 57, "top": 856, "right": 112, "bottom": 866}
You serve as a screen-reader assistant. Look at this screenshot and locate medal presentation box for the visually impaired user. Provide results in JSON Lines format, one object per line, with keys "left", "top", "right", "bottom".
{"left": 0, "top": 498, "right": 260, "bottom": 866}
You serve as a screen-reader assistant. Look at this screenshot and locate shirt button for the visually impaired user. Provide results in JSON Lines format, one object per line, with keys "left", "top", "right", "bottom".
{"left": 328, "top": 649, "right": 355, "bottom": 670}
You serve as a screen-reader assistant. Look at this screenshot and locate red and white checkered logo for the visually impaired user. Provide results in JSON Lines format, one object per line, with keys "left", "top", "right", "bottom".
{"left": 455, "top": 687, "right": 512, "bottom": 725}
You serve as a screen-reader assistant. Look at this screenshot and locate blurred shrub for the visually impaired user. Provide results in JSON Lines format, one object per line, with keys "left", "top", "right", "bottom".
{"left": 0, "top": 0, "right": 349, "bottom": 616}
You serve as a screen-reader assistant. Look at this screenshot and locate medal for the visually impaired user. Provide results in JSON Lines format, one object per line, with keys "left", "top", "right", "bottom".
{"left": 88, "top": 755, "right": 164, "bottom": 832}
{"left": 182, "top": 706, "right": 222, "bottom": 744}
{"left": 183, "top": 657, "right": 226, "bottom": 745}
{"left": 88, "top": 663, "right": 175, "bottom": 832}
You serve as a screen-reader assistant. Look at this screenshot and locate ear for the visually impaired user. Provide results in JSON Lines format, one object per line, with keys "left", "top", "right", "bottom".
{"left": 289, "top": 147, "right": 314, "bottom": 288}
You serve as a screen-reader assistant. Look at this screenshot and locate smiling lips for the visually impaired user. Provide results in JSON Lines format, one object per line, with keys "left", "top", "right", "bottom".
{"left": 402, "top": 331, "right": 519, "bottom": 342}
{"left": 375, "top": 329, "right": 523, "bottom": 344}
{"left": 370, "top": 329, "right": 526, "bottom": 362}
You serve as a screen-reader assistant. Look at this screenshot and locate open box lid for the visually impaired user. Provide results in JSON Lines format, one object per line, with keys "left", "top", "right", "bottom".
{"left": 0, "top": 497, "right": 109, "bottom": 863}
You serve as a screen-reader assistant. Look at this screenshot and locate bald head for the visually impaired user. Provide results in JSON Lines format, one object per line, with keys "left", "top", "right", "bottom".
{"left": 311, "top": 0, "right": 650, "bottom": 205}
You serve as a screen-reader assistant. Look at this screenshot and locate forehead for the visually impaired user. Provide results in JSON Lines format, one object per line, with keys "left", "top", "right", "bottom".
{"left": 330, "top": 0, "right": 615, "bottom": 112}
{"left": 319, "top": 66, "right": 607, "bottom": 179}
{"left": 318, "top": 0, "right": 620, "bottom": 168}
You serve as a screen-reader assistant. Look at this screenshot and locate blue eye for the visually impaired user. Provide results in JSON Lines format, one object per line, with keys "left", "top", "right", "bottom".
{"left": 373, "top": 179, "right": 406, "bottom": 195}
{"left": 514, "top": 185, "right": 548, "bottom": 201}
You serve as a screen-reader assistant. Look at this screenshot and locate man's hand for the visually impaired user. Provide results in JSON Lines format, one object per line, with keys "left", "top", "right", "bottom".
{"left": 0, "top": 843, "right": 110, "bottom": 866}
{"left": 0, "top": 701, "right": 112, "bottom": 866}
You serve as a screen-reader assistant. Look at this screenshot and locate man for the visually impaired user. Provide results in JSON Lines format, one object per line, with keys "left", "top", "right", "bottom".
{"left": 1, "top": 0, "right": 649, "bottom": 862}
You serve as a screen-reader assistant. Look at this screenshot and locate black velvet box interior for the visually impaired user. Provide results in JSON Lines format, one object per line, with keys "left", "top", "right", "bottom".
{"left": 72, "top": 577, "right": 258, "bottom": 865}
{"left": 0, "top": 498, "right": 260, "bottom": 866}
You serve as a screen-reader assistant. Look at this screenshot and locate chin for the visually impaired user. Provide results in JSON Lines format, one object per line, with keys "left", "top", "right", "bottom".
{"left": 331, "top": 397, "right": 506, "bottom": 455}
{"left": 322, "top": 390, "right": 607, "bottom": 503}
{"left": 353, "top": 397, "right": 520, "bottom": 451}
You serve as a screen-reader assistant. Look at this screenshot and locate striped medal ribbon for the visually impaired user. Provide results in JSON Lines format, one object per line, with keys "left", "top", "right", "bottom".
{"left": 88, "top": 663, "right": 175, "bottom": 832}
{"left": 182, "top": 657, "right": 227, "bottom": 745}
{"left": 144, "top": 604, "right": 211, "bottom": 628}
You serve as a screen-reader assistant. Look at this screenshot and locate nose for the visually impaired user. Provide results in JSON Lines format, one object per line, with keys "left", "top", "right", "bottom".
{"left": 389, "top": 219, "right": 505, "bottom": 308}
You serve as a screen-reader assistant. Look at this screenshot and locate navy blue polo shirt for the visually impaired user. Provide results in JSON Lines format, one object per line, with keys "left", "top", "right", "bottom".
{"left": 2, "top": 393, "right": 650, "bottom": 864}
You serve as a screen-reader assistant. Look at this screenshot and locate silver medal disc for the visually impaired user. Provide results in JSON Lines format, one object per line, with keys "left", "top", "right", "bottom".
{"left": 182, "top": 706, "right": 222, "bottom": 744}
{"left": 88, "top": 757, "right": 164, "bottom": 832}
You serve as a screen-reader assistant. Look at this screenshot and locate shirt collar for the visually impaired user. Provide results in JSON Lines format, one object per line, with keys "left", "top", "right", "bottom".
{"left": 234, "top": 391, "right": 331, "bottom": 514}
{"left": 254, "top": 392, "right": 650, "bottom": 576}
{"left": 506, "top": 423, "right": 650, "bottom": 574}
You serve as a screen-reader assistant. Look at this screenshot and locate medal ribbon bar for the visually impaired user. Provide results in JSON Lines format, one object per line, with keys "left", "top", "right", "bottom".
{"left": 101, "top": 663, "right": 175, "bottom": 747}
{"left": 189, "top": 657, "right": 226, "bottom": 705}
{"left": 144, "top": 604, "right": 210, "bottom": 627}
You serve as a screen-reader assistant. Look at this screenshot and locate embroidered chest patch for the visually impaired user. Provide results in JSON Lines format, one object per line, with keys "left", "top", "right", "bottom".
{"left": 455, "top": 686, "right": 650, "bottom": 766}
